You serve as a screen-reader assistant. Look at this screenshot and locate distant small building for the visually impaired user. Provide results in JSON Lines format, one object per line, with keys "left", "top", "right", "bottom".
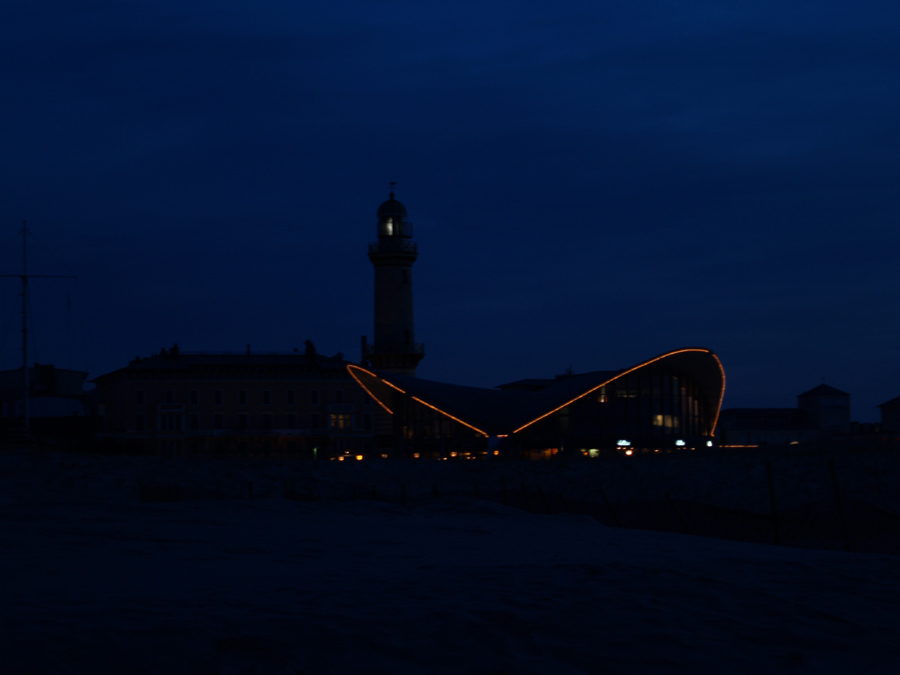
{"left": 798, "top": 384, "right": 851, "bottom": 434}
{"left": 716, "top": 408, "right": 814, "bottom": 446}
{"left": 718, "top": 384, "right": 851, "bottom": 446}
{"left": 0, "top": 364, "right": 93, "bottom": 445}
{"left": 879, "top": 396, "right": 900, "bottom": 434}
{"left": 92, "top": 346, "right": 376, "bottom": 456}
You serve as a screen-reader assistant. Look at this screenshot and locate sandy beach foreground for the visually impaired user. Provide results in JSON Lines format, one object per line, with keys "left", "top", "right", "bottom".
{"left": 2, "top": 448, "right": 899, "bottom": 674}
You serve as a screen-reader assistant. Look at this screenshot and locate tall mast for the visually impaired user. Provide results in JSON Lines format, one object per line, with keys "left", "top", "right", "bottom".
{"left": 0, "top": 222, "right": 77, "bottom": 438}
{"left": 22, "top": 221, "right": 29, "bottom": 432}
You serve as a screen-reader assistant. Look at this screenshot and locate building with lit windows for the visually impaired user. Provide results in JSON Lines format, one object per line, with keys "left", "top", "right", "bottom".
{"left": 346, "top": 192, "right": 726, "bottom": 458}
{"left": 347, "top": 348, "right": 726, "bottom": 458}
{"left": 93, "top": 344, "right": 376, "bottom": 456}
{"left": 91, "top": 191, "right": 727, "bottom": 459}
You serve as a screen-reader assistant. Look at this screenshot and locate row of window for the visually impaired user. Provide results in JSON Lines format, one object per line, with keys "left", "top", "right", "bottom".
{"left": 133, "top": 388, "right": 369, "bottom": 406}
{"left": 140, "top": 412, "right": 372, "bottom": 433}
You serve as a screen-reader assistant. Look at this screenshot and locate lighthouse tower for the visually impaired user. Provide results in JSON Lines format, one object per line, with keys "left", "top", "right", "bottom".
{"left": 365, "top": 190, "right": 424, "bottom": 376}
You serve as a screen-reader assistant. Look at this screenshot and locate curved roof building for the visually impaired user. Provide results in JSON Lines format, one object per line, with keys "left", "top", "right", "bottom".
{"left": 349, "top": 347, "right": 725, "bottom": 458}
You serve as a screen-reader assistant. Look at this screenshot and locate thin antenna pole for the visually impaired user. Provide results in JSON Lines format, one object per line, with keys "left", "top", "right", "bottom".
{"left": 0, "top": 222, "right": 78, "bottom": 441}
{"left": 22, "top": 221, "right": 29, "bottom": 434}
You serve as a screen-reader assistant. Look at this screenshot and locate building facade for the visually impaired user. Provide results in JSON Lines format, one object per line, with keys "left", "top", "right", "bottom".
{"left": 348, "top": 348, "right": 726, "bottom": 458}
{"left": 93, "top": 345, "right": 376, "bottom": 456}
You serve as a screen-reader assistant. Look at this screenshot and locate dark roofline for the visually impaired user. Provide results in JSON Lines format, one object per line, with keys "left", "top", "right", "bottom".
{"left": 496, "top": 371, "right": 621, "bottom": 392}
{"left": 798, "top": 384, "right": 849, "bottom": 398}
{"left": 720, "top": 408, "right": 805, "bottom": 414}
{"left": 92, "top": 351, "right": 348, "bottom": 383}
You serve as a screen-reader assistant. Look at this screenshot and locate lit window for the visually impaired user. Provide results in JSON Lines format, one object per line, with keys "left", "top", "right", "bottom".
{"left": 653, "top": 414, "right": 679, "bottom": 429}
{"left": 330, "top": 413, "right": 352, "bottom": 430}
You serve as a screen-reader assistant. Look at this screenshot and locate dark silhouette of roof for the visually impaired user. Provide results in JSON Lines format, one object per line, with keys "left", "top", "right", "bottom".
{"left": 497, "top": 372, "right": 619, "bottom": 392}
{"left": 878, "top": 396, "right": 900, "bottom": 408}
{"left": 798, "top": 384, "right": 849, "bottom": 398}
{"left": 93, "top": 350, "right": 347, "bottom": 383}
{"left": 377, "top": 192, "right": 407, "bottom": 218}
{"left": 720, "top": 408, "right": 805, "bottom": 415}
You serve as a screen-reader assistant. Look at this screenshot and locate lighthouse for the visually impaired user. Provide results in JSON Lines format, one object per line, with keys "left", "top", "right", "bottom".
{"left": 365, "top": 190, "right": 424, "bottom": 376}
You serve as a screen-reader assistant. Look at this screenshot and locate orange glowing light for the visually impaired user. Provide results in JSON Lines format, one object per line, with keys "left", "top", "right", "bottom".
{"left": 512, "top": 348, "right": 725, "bottom": 435}
{"left": 346, "top": 364, "right": 397, "bottom": 415}
{"left": 355, "top": 455, "right": 364, "bottom": 461}
{"left": 709, "top": 353, "right": 726, "bottom": 435}
{"left": 410, "top": 395, "right": 489, "bottom": 437}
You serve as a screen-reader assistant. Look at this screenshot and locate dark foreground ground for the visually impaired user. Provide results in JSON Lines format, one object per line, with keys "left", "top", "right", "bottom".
{"left": 2, "top": 447, "right": 900, "bottom": 673}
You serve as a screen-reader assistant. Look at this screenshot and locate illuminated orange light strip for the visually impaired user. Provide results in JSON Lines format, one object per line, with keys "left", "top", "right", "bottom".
{"left": 346, "top": 365, "right": 396, "bottom": 415}
{"left": 410, "top": 396, "right": 490, "bottom": 438}
{"left": 709, "top": 352, "right": 726, "bottom": 435}
{"left": 512, "top": 348, "right": 725, "bottom": 436}
{"left": 383, "top": 380, "right": 407, "bottom": 393}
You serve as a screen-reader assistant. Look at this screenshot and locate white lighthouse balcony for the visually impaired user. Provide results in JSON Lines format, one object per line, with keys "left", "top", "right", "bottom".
{"left": 365, "top": 343, "right": 425, "bottom": 356}
{"left": 369, "top": 240, "right": 417, "bottom": 255}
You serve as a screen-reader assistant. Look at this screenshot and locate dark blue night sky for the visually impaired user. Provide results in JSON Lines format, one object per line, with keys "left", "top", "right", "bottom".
{"left": 1, "top": 1, "right": 898, "bottom": 421}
